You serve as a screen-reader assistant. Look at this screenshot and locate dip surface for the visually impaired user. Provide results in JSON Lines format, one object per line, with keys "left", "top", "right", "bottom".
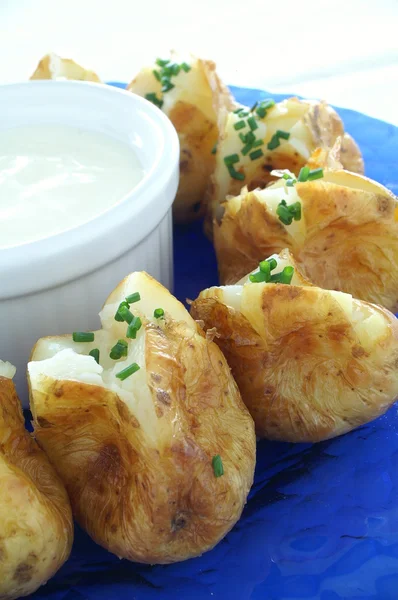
{"left": 0, "top": 125, "right": 144, "bottom": 248}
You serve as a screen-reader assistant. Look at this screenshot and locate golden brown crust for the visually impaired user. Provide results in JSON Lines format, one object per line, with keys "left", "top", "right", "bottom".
{"left": 214, "top": 173, "right": 398, "bottom": 311}
{"left": 29, "top": 318, "right": 255, "bottom": 564}
{"left": 0, "top": 377, "right": 73, "bottom": 600}
{"left": 30, "top": 53, "right": 101, "bottom": 82}
{"left": 191, "top": 286, "right": 398, "bottom": 442}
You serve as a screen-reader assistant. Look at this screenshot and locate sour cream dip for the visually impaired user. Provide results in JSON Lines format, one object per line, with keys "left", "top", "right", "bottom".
{"left": 0, "top": 124, "right": 144, "bottom": 248}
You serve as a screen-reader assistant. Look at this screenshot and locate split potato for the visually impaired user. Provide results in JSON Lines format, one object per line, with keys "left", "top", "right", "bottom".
{"left": 206, "top": 97, "right": 364, "bottom": 236}
{"left": 191, "top": 250, "right": 398, "bottom": 442}
{"left": 0, "top": 361, "right": 73, "bottom": 600}
{"left": 28, "top": 273, "right": 256, "bottom": 564}
{"left": 30, "top": 53, "right": 101, "bottom": 82}
{"left": 127, "top": 53, "right": 235, "bottom": 223}
{"left": 214, "top": 159, "right": 398, "bottom": 312}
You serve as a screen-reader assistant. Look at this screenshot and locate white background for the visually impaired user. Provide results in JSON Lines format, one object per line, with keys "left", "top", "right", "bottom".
{"left": 0, "top": 0, "right": 397, "bottom": 124}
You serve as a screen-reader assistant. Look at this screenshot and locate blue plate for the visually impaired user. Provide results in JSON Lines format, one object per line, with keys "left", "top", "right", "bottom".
{"left": 30, "top": 85, "right": 398, "bottom": 600}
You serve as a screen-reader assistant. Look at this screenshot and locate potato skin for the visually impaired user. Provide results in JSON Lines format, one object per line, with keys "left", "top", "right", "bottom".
{"left": 29, "top": 318, "right": 255, "bottom": 564}
{"left": 30, "top": 53, "right": 101, "bottom": 82}
{"left": 128, "top": 58, "right": 235, "bottom": 224}
{"left": 0, "top": 377, "right": 73, "bottom": 600}
{"left": 215, "top": 175, "right": 398, "bottom": 312}
{"left": 191, "top": 286, "right": 398, "bottom": 442}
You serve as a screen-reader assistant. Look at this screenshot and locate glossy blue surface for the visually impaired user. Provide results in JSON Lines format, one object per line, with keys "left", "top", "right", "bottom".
{"left": 30, "top": 84, "right": 398, "bottom": 600}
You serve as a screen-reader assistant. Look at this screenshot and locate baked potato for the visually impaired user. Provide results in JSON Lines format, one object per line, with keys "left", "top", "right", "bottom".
{"left": 214, "top": 158, "right": 398, "bottom": 312}
{"left": 0, "top": 361, "right": 73, "bottom": 600}
{"left": 127, "top": 53, "right": 235, "bottom": 223}
{"left": 191, "top": 250, "right": 398, "bottom": 442}
{"left": 206, "top": 97, "right": 364, "bottom": 236}
{"left": 28, "top": 272, "right": 256, "bottom": 564}
{"left": 30, "top": 53, "right": 101, "bottom": 82}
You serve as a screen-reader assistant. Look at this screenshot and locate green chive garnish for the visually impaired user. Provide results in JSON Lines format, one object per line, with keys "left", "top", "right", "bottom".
{"left": 89, "top": 348, "right": 100, "bottom": 364}
{"left": 126, "top": 316, "right": 142, "bottom": 339}
{"left": 234, "top": 120, "right": 246, "bottom": 131}
{"left": 72, "top": 332, "right": 94, "bottom": 343}
{"left": 110, "top": 339, "right": 128, "bottom": 360}
{"left": 114, "top": 301, "right": 129, "bottom": 322}
{"left": 308, "top": 168, "right": 324, "bottom": 181}
{"left": 249, "top": 271, "right": 268, "bottom": 283}
{"left": 116, "top": 362, "right": 140, "bottom": 381}
{"left": 125, "top": 292, "right": 141, "bottom": 304}
{"left": 154, "top": 308, "right": 165, "bottom": 318}
{"left": 245, "top": 131, "right": 256, "bottom": 144}
{"left": 170, "top": 63, "right": 181, "bottom": 76}
{"left": 153, "top": 70, "right": 161, "bottom": 81}
{"left": 298, "top": 166, "right": 310, "bottom": 182}
{"left": 118, "top": 304, "right": 134, "bottom": 324}
{"left": 259, "top": 260, "right": 271, "bottom": 280}
{"left": 211, "top": 142, "right": 218, "bottom": 155}
{"left": 162, "top": 81, "right": 175, "bottom": 93}
{"left": 156, "top": 58, "right": 170, "bottom": 67}
{"left": 224, "top": 154, "right": 240, "bottom": 166}
{"left": 247, "top": 116, "right": 258, "bottom": 131}
{"left": 252, "top": 139, "right": 264, "bottom": 148}
{"left": 276, "top": 199, "right": 301, "bottom": 225}
{"left": 267, "top": 134, "right": 280, "bottom": 150}
{"left": 145, "top": 92, "right": 163, "bottom": 109}
{"left": 276, "top": 130, "right": 290, "bottom": 140}
{"left": 249, "top": 149, "right": 263, "bottom": 161}
{"left": 241, "top": 143, "right": 254, "bottom": 156}
{"left": 270, "top": 266, "right": 295, "bottom": 284}
{"left": 212, "top": 455, "right": 224, "bottom": 477}
{"left": 286, "top": 178, "right": 296, "bottom": 186}
{"left": 228, "top": 166, "right": 245, "bottom": 181}
{"left": 181, "top": 62, "right": 191, "bottom": 72}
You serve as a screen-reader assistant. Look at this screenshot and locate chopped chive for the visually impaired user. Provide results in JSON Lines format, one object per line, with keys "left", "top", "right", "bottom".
{"left": 247, "top": 116, "right": 258, "bottom": 131}
{"left": 276, "top": 203, "right": 293, "bottom": 225}
{"left": 234, "top": 107, "right": 244, "bottom": 114}
{"left": 239, "top": 132, "right": 247, "bottom": 143}
{"left": 267, "top": 134, "right": 281, "bottom": 150}
{"left": 145, "top": 93, "right": 163, "bottom": 109}
{"left": 127, "top": 316, "right": 142, "bottom": 339}
{"left": 118, "top": 304, "right": 134, "bottom": 324}
{"left": 116, "top": 362, "right": 140, "bottom": 381}
{"left": 308, "top": 168, "right": 324, "bottom": 181}
{"left": 72, "top": 332, "right": 94, "bottom": 343}
{"left": 250, "top": 101, "right": 258, "bottom": 112}
{"left": 263, "top": 99, "right": 276, "bottom": 109}
{"left": 154, "top": 308, "right": 165, "bottom": 318}
{"left": 125, "top": 292, "right": 141, "bottom": 304}
{"left": 282, "top": 173, "right": 291, "bottom": 180}
{"left": 211, "top": 142, "right": 218, "bottom": 155}
{"left": 181, "top": 62, "right": 191, "bottom": 72}
{"left": 256, "top": 107, "right": 267, "bottom": 119}
{"left": 212, "top": 454, "right": 224, "bottom": 477}
{"left": 270, "top": 266, "right": 295, "bottom": 285}
{"left": 298, "top": 166, "right": 310, "bottom": 182}
{"left": 276, "top": 130, "right": 290, "bottom": 140}
{"left": 290, "top": 201, "right": 302, "bottom": 221}
{"left": 170, "top": 63, "right": 181, "bottom": 76}
{"left": 259, "top": 260, "right": 271, "bottom": 280}
{"left": 162, "top": 81, "right": 175, "bottom": 93}
{"left": 89, "top": 348, "right": 100, "bottom": 364}
{"left": 153, "top": 70, "right": 161, "bottom": 81}
{"left": 241, "top": 142, "right": 254, "bottom": 156}
{"left": 224, "top": 154, "right": 240, "bottom": 166}
{"left": 286, "top": 178, "right": 296, "bottom": 186}
{"left": 245, "top": 131, "right": 256, "bottom": 144}
{"left": 238, "top": 111, "right": 249, "bottom": 117}
{"left": 110, "top": 339, "right": 128, "bottom": 360}
{"left": 156, "top": 58, "right": 170, "bottom": 67}
{"left": 234, "top": 120, "right": 246, "bottom": 131}
{"left": 249, "top": 271, "right": 268, "bottom": 283}
{"left": 228, "top": 165, "right": 245, "bottom": 180}
{"left": 249, "top": 149, "right": 264, "bottom": 161}
{"left": 115, "top": 301, "right": 130, "bottom": 322}
{"left": 252, "top": 139, "right": 264, "bottom": 148}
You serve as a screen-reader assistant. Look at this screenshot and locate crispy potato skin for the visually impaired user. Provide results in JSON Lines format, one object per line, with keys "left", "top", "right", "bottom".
{"left": 29, "top": 319, "right": 255, "bottom": 564}
{"left": 340, "top": 133, "right": 365, "bottom": 174}
{"left": 191, "top": 287, "right": 398, "bottom": 442}
{"left": 128, "top": 58, "right": 235, "bottom": 224}
{"left": 0, "top": 377, "right": 73, "bottom": 600}
{"left": 30, "top": 53, "right": 101, "bottom": 82}
{"left": 215, "top": 178, "right": 398, "bottom": 312}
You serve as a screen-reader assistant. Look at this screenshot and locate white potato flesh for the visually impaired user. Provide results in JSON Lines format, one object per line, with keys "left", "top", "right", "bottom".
{"left": 0, "top": 360, "right": 16, "bottom": 379}
{"left": 128, "top": 54, "right": 216, "bottom": 121}
{"left": 28, "top": 273, "right": 197, "bottom": 444}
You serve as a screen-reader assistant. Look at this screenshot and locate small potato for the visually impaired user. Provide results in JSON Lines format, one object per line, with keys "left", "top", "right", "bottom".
{"left": 127, "top": 53, "right": 235, "bottom": 223}
{"left": 30, "top": 53, "right": 101, "bottom": 82}
{"left": 28, "top": 273, "right": 255, "bottom": 564}
{"left": 191, "top": 250, "right": 398, "bottom": 443}
{"left": 214, "top": 163, "right": 398, "bottom": 312}
{"left": 0, "top": 361, "right": 73, "bottom": 600}
{"left": 206, "top": 98, "right": 364, "bottom": 236}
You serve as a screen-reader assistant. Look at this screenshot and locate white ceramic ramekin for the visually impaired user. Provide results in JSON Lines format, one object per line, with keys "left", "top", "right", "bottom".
{"left": 0, "top": 81, "right": 179, "bottom": 403}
